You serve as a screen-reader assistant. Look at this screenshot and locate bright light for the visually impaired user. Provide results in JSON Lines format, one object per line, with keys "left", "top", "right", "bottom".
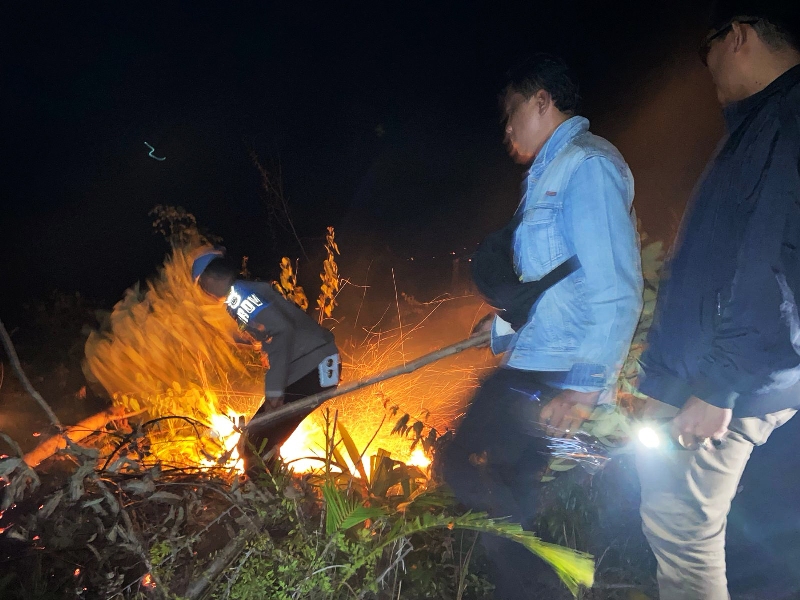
{"left": 406, "top": 448, "right": 431, "bottom": 469}
{"left": 204, "top": 409, "right": 244, "bottom": 472}
{"left": 280, "top": 418, "right": 327, "bottom": 473}
{"left": 637, "top": 426, "right": 662, "bottom": 449}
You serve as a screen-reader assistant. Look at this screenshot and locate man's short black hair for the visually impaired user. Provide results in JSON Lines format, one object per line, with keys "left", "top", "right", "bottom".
{"left": 710, "top": 1, "right": 800, "bottom": 51}
{"left": 752, "top": 19, "right": 800, "bottom": 52}
{"left": 198, "top": 257, "right": 238, "bottom": 298}
{"left": 503, "top": 54, "right": 580, "bottom": 115}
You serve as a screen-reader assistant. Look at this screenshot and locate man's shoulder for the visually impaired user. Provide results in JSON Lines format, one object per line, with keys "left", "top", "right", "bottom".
{"left": 552, "top": 132, "right": 631, "bottom": 187}
{"left": 232, "top": 280, "right": 281, "bottom": 305}
{"left": 569, "top": 132, "right": 627, "bottom": 165}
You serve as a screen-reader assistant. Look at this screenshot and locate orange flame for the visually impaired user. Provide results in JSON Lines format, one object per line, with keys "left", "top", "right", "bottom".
{"left": 141, "top": 573, "right": 156, "bottom": 589}
{"left": 202, "top": 408, "right": 245, "bottom": 473}
{"left": 84, "top": 246, "right": 492, "bottom": 473}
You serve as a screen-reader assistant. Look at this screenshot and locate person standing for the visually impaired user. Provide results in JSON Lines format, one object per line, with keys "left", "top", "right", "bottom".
{"left": 636, "top": 3, "right": 800, "bottom": 598}
{"left": 441, "top": 54, "right": 642, "bottom": 599}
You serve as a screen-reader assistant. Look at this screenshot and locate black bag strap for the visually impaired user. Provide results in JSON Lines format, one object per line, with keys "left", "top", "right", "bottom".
{"left": 497, "top": 255, "right": 580, "bottom": 330}
{"left": 535, "top": 255, "right": 581, "bottom": 293}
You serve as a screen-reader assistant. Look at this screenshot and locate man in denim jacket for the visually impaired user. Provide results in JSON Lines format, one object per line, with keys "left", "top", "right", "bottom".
{"left": 441, "top": 55, "right": 642, "bottom": 599}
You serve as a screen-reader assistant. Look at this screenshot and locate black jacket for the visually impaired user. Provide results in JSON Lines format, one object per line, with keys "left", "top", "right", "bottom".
{"left": 226, "top": 280, "right": 337, "bottom": 398}
{"left": 640, "top": 65, "right": 800, "bottom": 417}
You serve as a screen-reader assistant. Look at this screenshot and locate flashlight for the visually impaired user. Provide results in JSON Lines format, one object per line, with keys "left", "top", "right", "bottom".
{"left": 636, "top": 423, "right": 723, "bottom": 451}
{"left": 637, "top": 425, "right": 662, "bottom": 449}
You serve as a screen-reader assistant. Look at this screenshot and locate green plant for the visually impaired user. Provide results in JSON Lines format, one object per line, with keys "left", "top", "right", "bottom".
{"left": 617, "top": 234, "right": 665, "bottom": 403}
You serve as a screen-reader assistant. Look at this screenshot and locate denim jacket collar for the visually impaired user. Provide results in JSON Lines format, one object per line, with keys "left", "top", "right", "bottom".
{"left": 527, "top": 116, "right": 590, "bottom": 180}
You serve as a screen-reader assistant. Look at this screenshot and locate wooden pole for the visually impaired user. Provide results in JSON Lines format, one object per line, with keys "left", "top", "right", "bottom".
{"left": 245, "top": 331, "right": 490, "bottom": 433}
{"left": 22, "top": 407, "right": 127, "bottom": 467}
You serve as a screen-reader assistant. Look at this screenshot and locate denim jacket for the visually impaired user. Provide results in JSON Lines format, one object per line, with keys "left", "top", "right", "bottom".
{"left": 491, "top": 116, "right": 643, "bottom": 393}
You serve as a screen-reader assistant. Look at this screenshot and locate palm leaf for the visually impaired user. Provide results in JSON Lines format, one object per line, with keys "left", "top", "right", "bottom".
{"left": 355, "top": 510, "right": 594, "bottom": 597}
{"left": 322, "top": 482, "right": 385, "bottom": 534}
{"left": 336, "top": 421, "right": 369, "bottom": 482}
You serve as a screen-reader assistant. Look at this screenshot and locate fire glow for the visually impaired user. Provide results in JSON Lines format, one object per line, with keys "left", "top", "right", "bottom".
{"left": 203, "top": 408, "right": 245, "bottom": 472}
{"left": 84, "top": 246, "right": 486, "bottom": 478}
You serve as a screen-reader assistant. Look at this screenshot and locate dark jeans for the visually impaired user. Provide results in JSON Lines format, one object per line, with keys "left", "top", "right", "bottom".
{"left": 243, "top": 366, "right": 338, "bottom": 475}
{"left": 440, "top": 367, "right": 563, "bottom": 599}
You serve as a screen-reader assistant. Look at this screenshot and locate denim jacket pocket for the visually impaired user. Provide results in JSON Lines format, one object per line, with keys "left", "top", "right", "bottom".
{"left": 515, "top": 203, "right": 567, "bottom": 281}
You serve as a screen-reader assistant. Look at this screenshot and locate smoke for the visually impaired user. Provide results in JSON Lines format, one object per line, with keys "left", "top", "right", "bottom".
{"left": 600, "top": 51, "right": 725, "bottom": 245}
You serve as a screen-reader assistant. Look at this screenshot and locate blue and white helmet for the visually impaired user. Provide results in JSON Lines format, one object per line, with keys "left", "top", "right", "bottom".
{"left": 191, "top": 248, "right": 225, "bottom": 282}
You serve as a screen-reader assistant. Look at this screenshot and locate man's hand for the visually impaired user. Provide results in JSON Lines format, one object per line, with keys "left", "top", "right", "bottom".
{"left": 540, "top": 389, "right": 600, "bottom": 437}
{"left": 266, "top": 395, "right": 285, "bottom": 410}
{"left": 671, "top": 396, "right": 731, "bottom": 449}
{"left": 471, "top": 313, "right": 494, "bottom": 348}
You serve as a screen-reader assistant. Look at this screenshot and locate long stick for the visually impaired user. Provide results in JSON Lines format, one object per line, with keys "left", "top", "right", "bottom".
{"left": 22, "top": 407, "right": 127, "bottom": 467}
{"left": 189, "top": 333, "right": 489, "bottom": 599}
{"left": 246, "top": 331, "right": 490, "bottom": 432}
{"left": 184, "top": 532, "right": 251, "bottom": 600}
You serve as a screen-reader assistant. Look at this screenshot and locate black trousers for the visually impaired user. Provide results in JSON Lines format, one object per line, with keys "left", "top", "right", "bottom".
{"left": 243, "top": 365, "right": 338, "bottom": 474}
{"left": 440, "top": 367, "right": 564, "bottom": 600}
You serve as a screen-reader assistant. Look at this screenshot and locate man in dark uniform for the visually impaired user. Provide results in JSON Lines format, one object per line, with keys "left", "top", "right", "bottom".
{"left": 192, "top": 249, "right": 340, "bottom": 474}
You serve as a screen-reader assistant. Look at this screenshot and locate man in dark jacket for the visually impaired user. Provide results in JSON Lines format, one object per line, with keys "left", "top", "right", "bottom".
{"left": 192, "top": 249, "right": 340, "bottom": 473}
{"left": 636, "top": 3, "right": 800, "bottom": 598}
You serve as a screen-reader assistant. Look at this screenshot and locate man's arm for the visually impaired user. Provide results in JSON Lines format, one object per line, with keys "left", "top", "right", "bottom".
{"left": 251, "top": 303, "right": 295, "bottom": 403}
{"left": 560, "top": 156, "right": 643, "bottom": 392}
{"left": 690, "top": 134, "right": 800, "bottom": 410}
{"left": 541, "top": 156, "right": 642, "bottom": 435}
{"left": 490, "top": 315, "right": 516, "bottom": 354}
{"left": 669, "top": 222, "right": 799, "bottom": 443}
{"left": 689, "top": 259, "right": 800, "bottom": 408}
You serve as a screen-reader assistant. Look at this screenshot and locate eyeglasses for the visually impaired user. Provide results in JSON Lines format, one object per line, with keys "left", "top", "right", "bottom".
{"left": 698, "top": 18, "right": 760, "bottom": 66}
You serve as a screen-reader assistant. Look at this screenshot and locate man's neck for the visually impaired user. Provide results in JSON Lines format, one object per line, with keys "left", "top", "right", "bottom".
{"left": 531, "top": 112, "right": 571, "bottom": 161}
{"left": 746, "top": 51, "right": 800, "bottom": 97}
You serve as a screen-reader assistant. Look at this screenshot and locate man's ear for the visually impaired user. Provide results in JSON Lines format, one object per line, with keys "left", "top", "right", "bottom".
{"left": 535, "top": 89, "right": 553, "bottom": 114}
{"left": 731, "top": 21, "right": 749, "bottom": 53}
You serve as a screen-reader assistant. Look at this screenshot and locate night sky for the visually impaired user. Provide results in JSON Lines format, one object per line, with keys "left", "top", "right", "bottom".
{"left": 2, "top": 1, "right": 721, "bottom": 322}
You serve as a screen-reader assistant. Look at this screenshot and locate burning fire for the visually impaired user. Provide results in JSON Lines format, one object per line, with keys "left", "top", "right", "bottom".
{"left": 141, "top": 573, "right": 156, "bottom": 590}
{"left": 84, "top": 245, "right": 490, "bottom": 475}
{"left": 406, "top": 448, "right": 431, "bottom": 469}
{"left": 203, "top": 409, "right": 245, "bottom": 472}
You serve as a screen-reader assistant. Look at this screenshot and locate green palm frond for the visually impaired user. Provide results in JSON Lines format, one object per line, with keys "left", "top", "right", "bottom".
{"left": 322, "top": 482, "right": 385, "bottom": 535}
{"left": 368, "top": 451, "right": 426, "bottom": 499}
{"left": 357, "top": 510, "right": 594, "bottom": 597}
{"left": 336, "top": 421, "right": 369, "bottom": 482}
